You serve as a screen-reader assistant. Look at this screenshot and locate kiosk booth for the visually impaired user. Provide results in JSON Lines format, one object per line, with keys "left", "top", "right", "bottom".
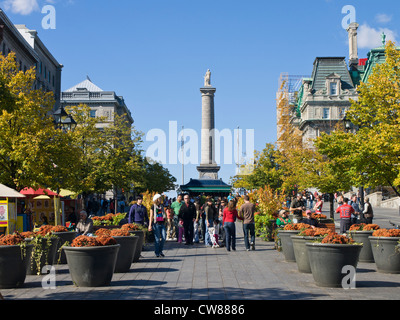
{"left": 0, "top": 184, "right": 26, "bottom": 236}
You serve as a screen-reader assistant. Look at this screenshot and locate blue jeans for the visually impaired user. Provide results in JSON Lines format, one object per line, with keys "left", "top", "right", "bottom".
{"left": 153, "top": 223, "right": 166, "bottom": 256}
{"left": 224, "top": 222, "right": 236, "bottom": 251}
{"left": 205, "top": 219, "right": 214, "bottom": 246}
{"left": 243, "top": 223, "right": 255, "bottom": 250}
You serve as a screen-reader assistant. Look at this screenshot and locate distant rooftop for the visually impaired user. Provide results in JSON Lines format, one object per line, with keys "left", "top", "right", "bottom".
{"left": 65, "top": 77, "right": 103, "bottom": 92}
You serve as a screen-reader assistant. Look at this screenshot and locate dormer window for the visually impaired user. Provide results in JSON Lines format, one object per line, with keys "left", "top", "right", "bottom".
{"left": 325, "top": 73, "right": 341, "bottom": 96}
{"left": 330, "top": 82, "right": 338, "bottom": 95}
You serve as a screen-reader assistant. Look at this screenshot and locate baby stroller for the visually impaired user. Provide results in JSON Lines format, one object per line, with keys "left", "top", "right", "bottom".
{"left": 208, "top": 223, "right": 220, "bottom": 248}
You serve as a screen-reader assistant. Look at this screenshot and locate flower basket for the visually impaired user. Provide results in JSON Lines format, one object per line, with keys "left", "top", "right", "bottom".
{"left": 26, "top": 234, "right": 59, "bottom": 276}
{"left": 369, "top": 229, "right": 400, "bottom": 274}
{"left": 348, "top": 224, "right": 380, "bottom": 263}
{"left": 63, "top": 235, "right": 120, "bottom": 287}
{"left": 306, "top": 234, "right": 362, "bottom": 287}
{"left": 52, "top": 226, "right": 77, "bottom": 264}
{"left": 111, "top": 229, "right": 139, "bottom": 273}
{"left": 0, "top": 234, "right": 34, "bottom": 289}
{"left": 277, "top": 223, "right": 312, "bottom": 262}
{"left": 291, "top": 228, "right": 333, "bottom": 273}
{"left": 122, "top": 224, "right": 146, "bottom": 262}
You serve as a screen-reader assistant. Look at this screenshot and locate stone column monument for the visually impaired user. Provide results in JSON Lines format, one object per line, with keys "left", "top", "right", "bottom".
{"left": 197, "top": 69, "right": 220, "bottom": 179}
{"left": 347, "top": 22, "right": 359, "bottom": 69}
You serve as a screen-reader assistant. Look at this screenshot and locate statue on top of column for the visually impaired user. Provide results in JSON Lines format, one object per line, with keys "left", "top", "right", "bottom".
{"left": 204, "top": 69, "right": 211, "bottom": 87}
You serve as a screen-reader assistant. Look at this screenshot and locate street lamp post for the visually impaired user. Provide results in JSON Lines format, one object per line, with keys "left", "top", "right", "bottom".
{"left": 53, "top": 106, "right": 77, "bottom": 225}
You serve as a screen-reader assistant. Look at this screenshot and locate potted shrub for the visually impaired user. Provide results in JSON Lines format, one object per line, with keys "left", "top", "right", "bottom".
{"left": 121, "top": 223, "right": 146, "bottom": 262}
{"left": 109, "top": 228, "right": 139, "bottom": 273}
{"left": 369, "top": 228, "right": 400, "bottom": 274}
{"left": 62, "top": 235, "right": 120, "bottom": 287}
{"left": 277, "top": 223, "right": 311, "bottom": 262}
{"left": 26, "top": 226, "right": 59, "bottom": 275}
{"left": 291, "top": 228, "right": 333, "bottom": 273}
{"left": 52, "top": 225, "right": 77, "bottom": 264}
{"left": 306, "top": 233, "right": 363, "bottom": 287}
{"left": 0, "top": 233, "right": 34, "bottom": 289}
{"left": 348, "top": 223, "right": 380, "bottom": 263}
{"left": 92, "top": 213, "right": 127, "bottom": 231}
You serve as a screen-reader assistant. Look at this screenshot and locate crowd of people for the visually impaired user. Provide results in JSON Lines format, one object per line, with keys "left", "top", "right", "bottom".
{"left": 127, "top": 193, "right": 257, "bottom": 257}
{"left": 277, "top": 191, "right": 374, "bottom": 234}
{"left": 65, "top": 189, "right": 374, "bottom": 258}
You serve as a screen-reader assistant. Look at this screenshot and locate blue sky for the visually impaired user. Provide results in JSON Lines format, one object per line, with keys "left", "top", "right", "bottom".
{"left": 2, "top": 0, "right": 399, "bottom": 196}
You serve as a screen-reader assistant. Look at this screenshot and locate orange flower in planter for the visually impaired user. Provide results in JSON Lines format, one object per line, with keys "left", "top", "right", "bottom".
{"left": 110, "top": 229, "right": 130, "bottom": 237}
{"left": 96, "top": 236, "right": 117, "bottom": 246}
{"left": 71, "top": 235, "right": 98, "bottom": 247}
{"left": 284, "top": 223, "right": 312, "bottom": 231}
{"left": 121, "top": 223, "right": 142, "bottom": 231}
{"left": 95, "top": 228, "right": 112, "bottom": 236}
{"left": 363, "top": 224, "right": 380, "bottom": 231}
{"left": 0, "top": 233, "right": 25, "bottom": 245}
{"left": 52, "top": 226, "right": 68, "bottom": 233}
{"left": 321, "top": 234, "right": 354, "bottom": 244}
{"left": 372, "top": 229, "right": 400, "bottom": 237}
{"left": 20, "top": 231, "right": 35, "bottom": 239}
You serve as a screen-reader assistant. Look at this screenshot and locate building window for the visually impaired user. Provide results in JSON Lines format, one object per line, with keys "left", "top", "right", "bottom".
{"left": 90, "top": 110, "right": 97, "bottom": 118}
{"left": 322, "top": 108, "right": 330, "bottom": 119}
{"left": 339, "top": 107, "right": 346, "bottom": 118}
{"left": 330, "top": 82, "right": 338, "bottom": 95}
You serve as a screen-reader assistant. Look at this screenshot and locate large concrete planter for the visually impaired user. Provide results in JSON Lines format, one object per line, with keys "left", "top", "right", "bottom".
{"left": 52, "top": 231, "right": 77, "bottom": 264}
{"left": 26, "top": 237, "right": 59, "bottom": 275}
{"left": 369, "top": 237, "right": 400, "bottom": 274}
{"left": 291, "top": 236, "right": 316, "bottom": 273}
{"left": 113, "top": 235, "right": 139, "bottom": 273}
{"left": 277, "top": 230, "right": 300, "bottom": 262}
{"left": 129, "top": 230, "right": 145, "bottom": 262}
{"left": 63, "top": 244, "right": 120, "bottom": 287}
{"left": 0, "top": 244, "right": 34, "bottom": 289}
{"left": 349, "top": 231, "right": 374, "bottom": 263}
{"left": 306, "top": 242, "right": 362, "bottom": 288}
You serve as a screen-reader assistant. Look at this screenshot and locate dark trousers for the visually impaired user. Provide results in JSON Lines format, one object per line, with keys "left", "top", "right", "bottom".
{"left": 183, "top": 220, "right": 194, "bottom": 244}
{"left": 340, "top": 219, "right": 352, "bottom": 234}
{"left": 224, "top": 222, "right": 236, "bottom": 251}
{"left": 243, "top": 223, "right": 255, "bottom": 250}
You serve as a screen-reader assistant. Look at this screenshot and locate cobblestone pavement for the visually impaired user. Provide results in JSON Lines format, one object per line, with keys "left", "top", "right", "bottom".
{"left": 1, "top": 204, "right": 400, "bottom": 302}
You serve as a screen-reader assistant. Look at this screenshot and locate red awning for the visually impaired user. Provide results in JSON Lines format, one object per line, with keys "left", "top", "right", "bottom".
{"left": 20, "top": 188, "right": 58, "bottom": 197}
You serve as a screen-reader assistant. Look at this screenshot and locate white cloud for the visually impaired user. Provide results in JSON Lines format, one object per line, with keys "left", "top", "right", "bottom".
{"left": 358, "top": 23, "right": 397, "bottom": 49}
{"left": 375, "top": 13, "right": 392, "bottom": 24}
{"left": 3, "top": 0, "right": 39, "bottom": 15}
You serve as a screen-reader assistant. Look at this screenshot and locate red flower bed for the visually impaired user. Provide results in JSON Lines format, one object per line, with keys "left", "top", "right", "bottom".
{"left": 71, "top": 235, "right": 117, "bottom": 247}
{"left": 121, "top": 223, "right": 142, "bottom": 231}
{"left": 298, "top": 228, "right": 333, "bottom": 237}
{"left": 349, "top": 223, "right": 380, "bottom": 231}
{"left": 52, "top": 226, "right": 69, "bottom": 233}
{"left": 372, "top": 229, "right": 400, "bottom": 237}
{"left": 71, "top": 235, "right": 99, "bottom": 247}
{"left": 36, "top": 225, "right": 54, "bottom": 236}
{"left": 0, "top": 233, "right": 25, "bottom": 245}
{"left": 321, "top": 234, "right": 354, "bottom": 244}
{"left": 110, "top": 228, "right": 130, "bottom": 237}
{"left": 95, "top": 228, "right": 112, "bottom": 236}
{"left": 284, "top": 223, "right": 311, "bottom": 231}
{"left": 96, "top": 236, "right": 117, "bottom": 246}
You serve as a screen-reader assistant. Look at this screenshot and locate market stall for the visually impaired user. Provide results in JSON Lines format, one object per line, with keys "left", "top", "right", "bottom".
{"left": 0, "top": 184, "right": 26, "bottom": 236}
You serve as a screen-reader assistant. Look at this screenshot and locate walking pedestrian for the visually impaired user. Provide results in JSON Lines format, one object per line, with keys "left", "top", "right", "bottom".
{"left": 290, "top": 194, "right": 306, "bottom": 223}
{"left": 149, "top": 194, "right": 167, "bottom": 257}
{"left": 238, "top": 195, "right": 256, "bottom": 251}
{"left": 165, "top": 205, "right": 174, "bottom": 241}
{"left": 194, "top": 198, "right": 201, "bottom": 243}
{"left": 336, "top": 197, "right": 354, "bottom": 234}
{"left": 128, "top": 196, "right": 149, "bottom": 226}
{"left": 223, "top": 200, "right": 239, "bottom": 252}
{"left": 204, "top": 197, "right": 217, "bottom": 247}
{"left": 313, "top": 195, "right": 323, "bottom": 214}
{"left": 171, "top": 194, "right": 183, "bottom": 241}
{"left": 363, "top": 197, "right": 374, "bottom": 224}
{"left": 178, "top": 194, "right": 196, "bottom": 245}
{"left": 349, "top": 194, "right": 361, "bottom": 225}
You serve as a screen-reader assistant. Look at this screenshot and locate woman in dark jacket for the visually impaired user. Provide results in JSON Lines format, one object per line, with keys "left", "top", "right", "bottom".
{"left": 178, "top": 195, "right": 196, "bottom": 245}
